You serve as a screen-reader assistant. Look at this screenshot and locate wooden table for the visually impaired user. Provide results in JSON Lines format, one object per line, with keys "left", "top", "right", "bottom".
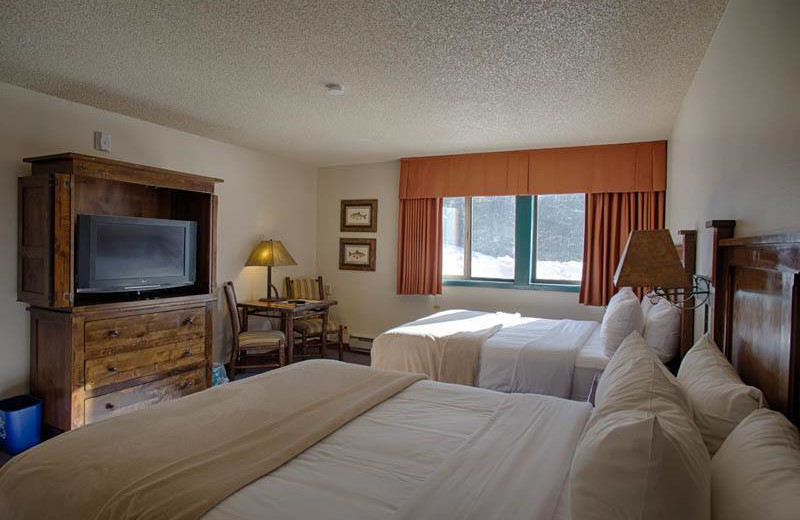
{"left": 237, "top": 299, "right": 338, "bottom": 364}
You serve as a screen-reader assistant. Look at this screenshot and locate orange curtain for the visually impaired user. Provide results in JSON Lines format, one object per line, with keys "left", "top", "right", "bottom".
{"left": 399, "top": 141, "right": 666, "bottom": 198}
{"left": 579, "top": 191, "right": 666, "bottom": 306}
{"left": 397, "top": 198, "right": 443, "bottom": 295}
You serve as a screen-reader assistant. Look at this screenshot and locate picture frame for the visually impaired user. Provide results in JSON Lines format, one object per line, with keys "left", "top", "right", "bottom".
{"left": 340, "top": 199, "right": 378, "bottom": 232}
{"left": 339, "top": 238, "right": 376, "bottom": 271}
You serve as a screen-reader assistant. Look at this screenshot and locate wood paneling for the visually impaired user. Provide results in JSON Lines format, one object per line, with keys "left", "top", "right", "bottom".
{"left": 708, "top": 223, "right": 800, "bottom": 426}
{"left": 25, "top": 153, "right": 223, "bottom": 194}
{"left": 84, "top": 368, "right": 205, "bottom": 423}
{"left": 84, "top": 307, "right": 205, "bottom": 358}
{"left": 18, "top": 175, "right": 52, "bottom": 306}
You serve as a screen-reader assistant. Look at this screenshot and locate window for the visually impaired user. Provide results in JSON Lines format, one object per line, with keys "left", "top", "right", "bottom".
{"left": 443, "top": 194, "right": 585, "bottom": 289}
{"left": 443, "top": 196, "right": 516, "bottom": 280}
{"left": 534, "top": 194, "right": 585, "bottom": 283}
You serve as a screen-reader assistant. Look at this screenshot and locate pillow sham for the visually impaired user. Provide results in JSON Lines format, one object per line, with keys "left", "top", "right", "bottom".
{"left": 599, "top": 288, "right": 643, "bottom": 358}
{"left": 643, "top": 299, "right": 681, "bottom": 363}
{"left": 572, "top": 332, "right": 710, "bottom": 520}
{"left": 711, "top": 409, "right": 800, "bottom": 520}
{"left": 677, "top": 335, "right": 766, "bottom": 455}
{"left": 640, "top": 292, "right": 656, "bottom": 321}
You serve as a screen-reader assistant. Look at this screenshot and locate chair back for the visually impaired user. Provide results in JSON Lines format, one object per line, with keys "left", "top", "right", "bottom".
{"left": 285, "top": 276, "right": 325, "bottom": 300}
{"left": 223, "top": 282, "right": 241, "bottom": 337}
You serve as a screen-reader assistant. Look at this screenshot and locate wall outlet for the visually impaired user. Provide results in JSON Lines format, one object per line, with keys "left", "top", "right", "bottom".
{"left": 432, "top": 304, "right": 441, "bottom": 311}
{"left": 94, "top": 131, "right": 111, "bottom": 152}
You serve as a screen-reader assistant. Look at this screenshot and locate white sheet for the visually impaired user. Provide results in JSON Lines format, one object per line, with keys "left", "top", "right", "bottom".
{"left": 203, "top": 380, "right": 590, "bottom": 520}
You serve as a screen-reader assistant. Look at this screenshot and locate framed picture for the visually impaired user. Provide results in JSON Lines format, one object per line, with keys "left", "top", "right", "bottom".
{"left": 340, "top": 199, "right": 378, "bottom": 232}
{"left": 339, "top": 238, "right": 376, "bottom": 271}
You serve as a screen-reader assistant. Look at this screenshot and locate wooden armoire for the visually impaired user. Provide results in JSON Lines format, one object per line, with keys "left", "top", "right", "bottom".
{"left": 18, "top": 153, "right": 221, "bottom": 431}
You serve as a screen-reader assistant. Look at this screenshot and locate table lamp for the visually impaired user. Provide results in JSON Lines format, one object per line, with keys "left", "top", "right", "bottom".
{"left": 245, "top": 239, "right": 296, "bottom": 300}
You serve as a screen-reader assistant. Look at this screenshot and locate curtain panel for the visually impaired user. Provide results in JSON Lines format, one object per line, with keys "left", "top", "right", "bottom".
{"left": 397, "top": 198, "right": 443, "bottom": 295}
{"left": 579, "top": 191, "right": 666, "bottom": 306}
{"left": 399, "top": 141, "right": 666, "bottom": 198}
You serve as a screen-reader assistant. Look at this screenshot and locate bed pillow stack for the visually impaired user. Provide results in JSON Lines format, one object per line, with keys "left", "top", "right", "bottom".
{"left": 599, "top": 288, "right": 643, "bottom": 358}
{"left": 570, "top": 332, "right": 710, "bottom": 520}
{"left": 677, "top": 335, "right": 766, "bottom": 455}
{"left": 710, "top": 408, "right": 800, "bottom": 520}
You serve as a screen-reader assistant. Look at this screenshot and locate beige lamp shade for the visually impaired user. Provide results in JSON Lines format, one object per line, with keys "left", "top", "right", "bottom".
{"left": 613, "top": 230, "right": 691, "bottom": 289}
{"left": 245, "top": 240, "right": 297, "bottom": 267}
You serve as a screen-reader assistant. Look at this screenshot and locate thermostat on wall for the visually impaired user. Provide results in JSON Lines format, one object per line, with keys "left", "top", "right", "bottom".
{"left": 94, "top": 131, "right": 111, "bottom": 152}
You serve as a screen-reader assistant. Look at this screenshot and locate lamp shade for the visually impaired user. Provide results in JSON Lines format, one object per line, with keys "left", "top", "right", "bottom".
{"left": 245, "top": 240, "right": 297, "bottom": 267}
{"left": 613, "top": 230, "right": 690, "bottom": 289}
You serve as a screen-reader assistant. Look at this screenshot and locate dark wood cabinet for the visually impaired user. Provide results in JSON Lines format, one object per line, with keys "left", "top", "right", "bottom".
{"left": 18, "top": 153, "right": 222, "bottom": 431}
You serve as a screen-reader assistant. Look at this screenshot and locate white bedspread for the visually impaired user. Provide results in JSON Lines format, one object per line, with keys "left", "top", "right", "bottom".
{"left": 203, "top": 380, "right": 590, "bottom": 520}
{"left": 374, "top": 310, "right": 603, "bottom": 398}
{"left": 506, "top": 319, "right": 598, "bottom": 398}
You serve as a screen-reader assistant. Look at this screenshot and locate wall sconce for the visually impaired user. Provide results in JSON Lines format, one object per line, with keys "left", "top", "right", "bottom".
{"left": 614, "top": 229, "right": 711, "bottom": 310}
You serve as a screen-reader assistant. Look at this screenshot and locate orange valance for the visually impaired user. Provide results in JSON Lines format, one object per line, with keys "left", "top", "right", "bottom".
{"left": 399, "top": 140, "right": 666, "bottom": 199}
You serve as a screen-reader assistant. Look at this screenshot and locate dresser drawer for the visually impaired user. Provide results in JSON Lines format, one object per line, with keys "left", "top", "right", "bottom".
{"left": 84, "top": 338, "right": 205, "bottom": 391}
{"left": 84, "top": 368, "right": 205, "bottom": 424}
{"left": 85, "top": 307, "right": 205, "bottom": 358}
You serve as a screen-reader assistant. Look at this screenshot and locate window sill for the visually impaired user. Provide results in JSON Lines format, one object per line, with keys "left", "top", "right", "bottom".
{"left": 443, "top": 279, "right": 580, "bottom": 293}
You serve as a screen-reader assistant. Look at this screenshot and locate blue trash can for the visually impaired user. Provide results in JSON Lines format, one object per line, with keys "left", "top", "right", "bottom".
{"left": 0, "top": 395, "right": 42, "bottom": 455}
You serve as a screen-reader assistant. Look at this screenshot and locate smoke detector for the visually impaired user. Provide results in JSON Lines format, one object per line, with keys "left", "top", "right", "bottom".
{"left": 325, "top": 83, "right": 345, "bottom": 97}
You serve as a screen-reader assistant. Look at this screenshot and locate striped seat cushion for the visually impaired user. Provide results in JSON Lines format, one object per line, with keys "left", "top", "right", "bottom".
{"left": 238, "top": 330, "right": 285, "bottom": 352}
{"left": 293, "top": 318, "right": 340, "bottom": 335}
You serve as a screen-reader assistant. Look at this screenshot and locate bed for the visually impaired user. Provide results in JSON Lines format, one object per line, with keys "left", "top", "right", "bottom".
{"left": 1, "top": 223, "right": 798, "bottom": 520}
{"left": 371, "top": 231, "right": 697, "bottom": 399}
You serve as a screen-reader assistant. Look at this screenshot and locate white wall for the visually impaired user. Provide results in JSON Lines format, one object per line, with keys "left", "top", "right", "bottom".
{"left": 0, "top": 82, "right": 318, "bottom": 398}
{"left": 667, "top": 0, "right": 800, "bottom": 279}
{"left": 317, "top": 161, "right": 604, "bottom": 339}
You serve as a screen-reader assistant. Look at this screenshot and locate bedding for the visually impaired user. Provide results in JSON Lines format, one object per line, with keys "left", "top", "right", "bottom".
{"left": 205, "top": 380, "right": 591, "bottom": 520}
{"left": 598, "top": 287, "right": 644, "bottom": 357}
{"left": 372, "top": 310, "right": 602, "bottom": 399}
{"left": 572, "top": 332, "right": 710, "bottom": 520}
{"left": 710, "top": 409, "right": 800, "bottom": 520}
{"left": 0, "top": 361, "right": 591, "bottom": 520}
{"left": 0, "top": 360, "right": 424, "bottom": 520}
{"left": 678, "top": 334, "right": 766, "bottom": 455}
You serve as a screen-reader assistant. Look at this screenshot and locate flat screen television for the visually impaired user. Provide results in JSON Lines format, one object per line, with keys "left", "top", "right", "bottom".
{"left": 76, "top": 214, "right": 197, "bottom": 293}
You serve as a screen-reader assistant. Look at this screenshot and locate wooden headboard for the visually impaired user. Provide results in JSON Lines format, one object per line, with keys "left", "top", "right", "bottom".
{"left": 707, "top": 220, "right": 800, "bottom": 426}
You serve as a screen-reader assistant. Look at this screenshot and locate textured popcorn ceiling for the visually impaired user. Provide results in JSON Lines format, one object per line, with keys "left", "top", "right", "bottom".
{"left": 0, "top": 1, "right": 726, "bottom": 167}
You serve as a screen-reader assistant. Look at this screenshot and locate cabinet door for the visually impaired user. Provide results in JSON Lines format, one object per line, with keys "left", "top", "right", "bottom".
{"left": 52, "top": 173, "right": 73, "bottom": 307}
{"left": 18, "top": 175, "right": 52, "bottom": 306}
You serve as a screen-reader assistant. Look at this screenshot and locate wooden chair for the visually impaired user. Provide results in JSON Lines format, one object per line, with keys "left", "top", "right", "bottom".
{"left": 284, "top": 276, "right": 345, "bottom": 361}
{"left": 223, "top": 281, "right": 286, "bottom": 379}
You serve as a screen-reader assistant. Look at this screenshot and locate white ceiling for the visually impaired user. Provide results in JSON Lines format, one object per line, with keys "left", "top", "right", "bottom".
{"left": 0, "top": 1, "right": 727, "bottom": 167}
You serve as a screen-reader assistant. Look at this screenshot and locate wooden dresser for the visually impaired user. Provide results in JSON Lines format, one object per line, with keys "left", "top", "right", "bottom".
{"left": 18, "top": 153, "right": 222, "bottom": 431}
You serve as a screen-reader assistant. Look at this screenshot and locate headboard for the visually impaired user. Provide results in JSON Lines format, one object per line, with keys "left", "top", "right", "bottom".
{"left": 675, "top": 229, "right": 697, "bottom": 357}
{"left": 707, "top": 220, "right": 800, "bottom": 426}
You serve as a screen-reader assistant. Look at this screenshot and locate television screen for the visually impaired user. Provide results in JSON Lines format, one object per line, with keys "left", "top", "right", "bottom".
{"left": 76, "top": 215, "right": 197, "bottom": 293}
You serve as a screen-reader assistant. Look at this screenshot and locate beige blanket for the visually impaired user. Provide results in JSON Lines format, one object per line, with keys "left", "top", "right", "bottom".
{"left": 371, "top": 311, "right": 512, "bottom": 385}
{"left": 0, "top": 360, "right": 424, "bottom": 520}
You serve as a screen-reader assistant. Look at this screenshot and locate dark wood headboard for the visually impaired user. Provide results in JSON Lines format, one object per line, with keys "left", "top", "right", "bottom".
{"left": 707, "top": 221, "right": 800, "bottom": 426}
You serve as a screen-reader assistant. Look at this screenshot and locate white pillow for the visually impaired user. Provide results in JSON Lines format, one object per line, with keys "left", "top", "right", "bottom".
{"left": 711, "top": 409, "right": 800, "bottom": 520}
{"left": 643, "top": 299, "right": 681, "bottom": 363}
{"left": 599, "top": 288, "right": 643, "bottom": 357}
{"left": 678, "top": 335, "right": 766, "bottom": 455}
{"left": 640, "top": 292, "right": 656, "bottom": 320}
{"left": 572, "top": 332, "right": 710, "bottom": 520}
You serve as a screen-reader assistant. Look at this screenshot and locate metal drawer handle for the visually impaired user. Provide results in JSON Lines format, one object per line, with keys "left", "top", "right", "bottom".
{"left": 183, "top": 316, "right": 195, "bottom": 326}
{"left": 105, "top": 403, "right": 115, "bottom": 410}
{"left": 179, "top": 380, "right": 195, "bottom": 390}
{"left": 181, "top": 350, "right": 193, "bottom": 358}
{"left": 108, "top": 329, "right": 121, "bottom": 338}
{"left": 107, "top": 365, "right": 118, "bottom": 373}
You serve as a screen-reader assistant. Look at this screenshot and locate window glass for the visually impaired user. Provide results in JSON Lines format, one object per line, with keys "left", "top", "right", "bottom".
{"left": 535, "top": 194, "right": 585, "bottom": 282}
{"left": 442, "top": 197, "right": 466, "bottom": 276}
{"left": 470, "top": 196, "right": 515, "bottom": 279}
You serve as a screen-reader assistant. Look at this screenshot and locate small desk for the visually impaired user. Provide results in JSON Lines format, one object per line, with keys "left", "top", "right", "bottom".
{"left": 237, "top": 299, "right": 338, "bottom": 364}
